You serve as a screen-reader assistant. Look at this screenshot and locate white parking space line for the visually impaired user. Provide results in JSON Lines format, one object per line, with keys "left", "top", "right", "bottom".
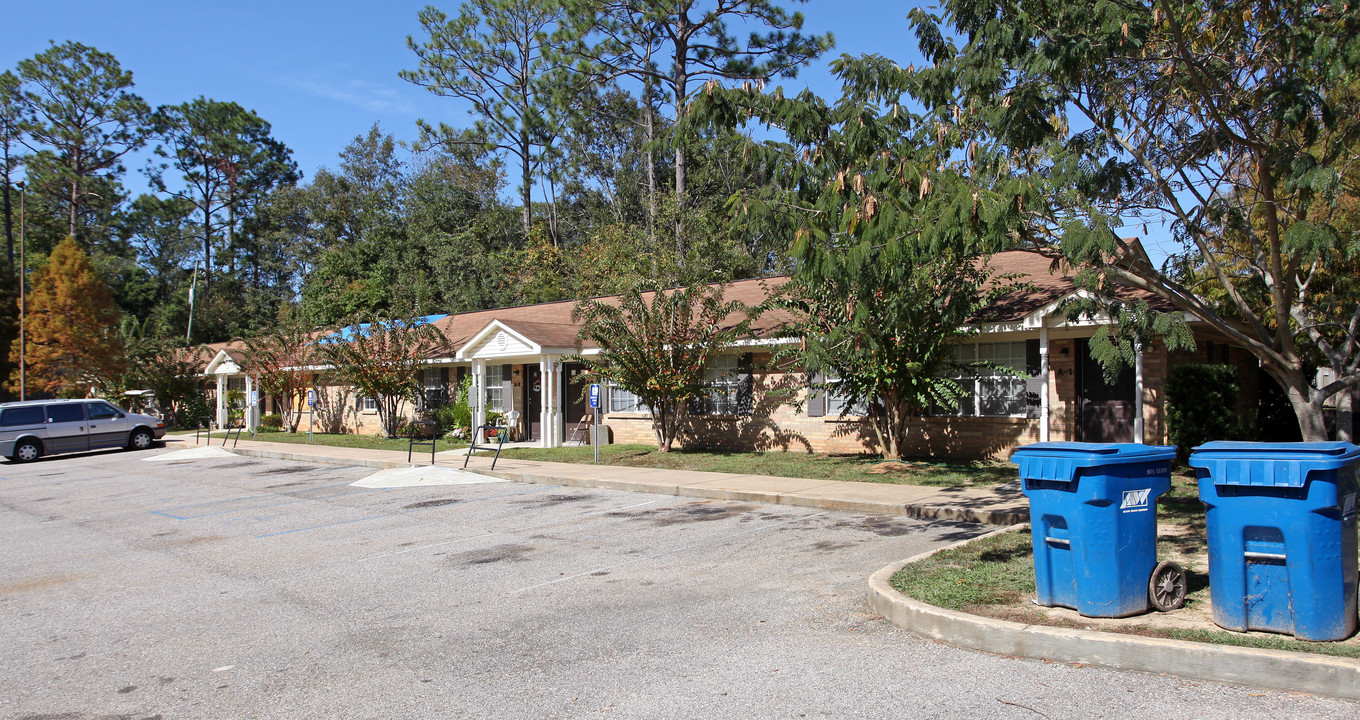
{"left": 357, "top": 497, "right": 666, "bottom": 563}
{"left": 509, "top": 511, "right": 825, "bottom": 595}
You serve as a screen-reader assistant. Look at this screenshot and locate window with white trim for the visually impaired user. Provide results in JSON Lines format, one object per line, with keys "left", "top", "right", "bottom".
{"left": 485, "top": 365, "right": 504, "bottom": 412}
{"left": 934, "top": 341, "right": 1029, "bottom": 417}
{"left": 360, "top": 396, "right": 379, "bottom": 412}
{"left": 701, "top": 354, "right": 742, "bottom": 415}
{"left": 609, "top": 384, "right": 645, "bottom": 413}
{"left": 826, "top": 377, "right": 871, "bottom": 417}
{"left": 423, "top": 367, "right": 445, "bottom": 409}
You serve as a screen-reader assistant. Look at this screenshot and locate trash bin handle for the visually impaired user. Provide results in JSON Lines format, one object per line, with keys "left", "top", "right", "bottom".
{"left": 1044, "top": 537, "right": 1071, "bottom": 548}
{"left": 1244, "top": 551, "right": 1287, "bottom": 562}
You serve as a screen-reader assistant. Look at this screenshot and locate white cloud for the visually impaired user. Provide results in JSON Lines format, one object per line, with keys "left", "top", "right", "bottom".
{"left": 284, "top": 75, "right": 419, "bottom": 116}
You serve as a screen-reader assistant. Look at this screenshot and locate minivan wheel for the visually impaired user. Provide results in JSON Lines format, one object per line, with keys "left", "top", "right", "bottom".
{"left": 13, "top": 439, "right": 40, "bottom": 463}
{"left": 129, "top": 429, "right": 154, "bottom": 451}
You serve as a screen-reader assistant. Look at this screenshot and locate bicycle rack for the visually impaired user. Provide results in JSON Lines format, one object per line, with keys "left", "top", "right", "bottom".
{"left": 196, "top": 416, "right": 215, "bottom": 445}
{"left": 408, "top": 420, "right": 438, "bottom": 465}
{"left": 463, "top": 424, "right": 507, "bottom": 470}
{"left": 223, "top": 424, "right": 243, "bottom": 448}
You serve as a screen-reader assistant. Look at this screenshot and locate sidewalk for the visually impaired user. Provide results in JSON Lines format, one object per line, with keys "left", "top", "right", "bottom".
{"left": 171, "top": 435, "right": 1028, "bottom": 526}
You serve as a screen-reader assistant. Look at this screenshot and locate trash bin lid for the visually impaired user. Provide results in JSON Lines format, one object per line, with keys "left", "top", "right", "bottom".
{"left": 1188, "top": 441, "right": 1360, "bottom": 487}
{"left": 1011, "top": 442, "right": 1176, "bottom": 482}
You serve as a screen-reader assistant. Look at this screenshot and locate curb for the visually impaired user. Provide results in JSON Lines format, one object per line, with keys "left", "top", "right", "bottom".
{"left": 869, "top": 526, "right": 1360, "bottom": 701}
{"left": 472, "top": 467, "right": 1027, "bottom": 526}
{"left": 181, "top": 439, "right": 1028, "bottom": 526}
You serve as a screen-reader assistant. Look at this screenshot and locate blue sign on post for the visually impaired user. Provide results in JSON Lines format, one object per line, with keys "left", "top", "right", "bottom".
{"left": 588, "top": 384, "right": 600, "bottom": 409}
{"left": 307, "top": 389, "right": 316, "bottom": 408}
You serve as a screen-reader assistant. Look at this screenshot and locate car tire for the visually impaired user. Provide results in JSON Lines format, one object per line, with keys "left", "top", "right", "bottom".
{"left": 128, "top": 429, "right": 154, "bottom": 451}
{"left": 12, "top": 439, "right": 40, "bottom": 463}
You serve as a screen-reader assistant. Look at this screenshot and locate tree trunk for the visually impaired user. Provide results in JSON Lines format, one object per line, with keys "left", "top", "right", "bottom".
{"left": 1284, "top": 377, "right": 1331, "bottom": 441}
{"left": 521, "top": 134, "right": 533, "bottom": 237}
{"left": 1338, "top": 386, "right": 1353, "bottom": 443}
{"left": 68, "top": 179, "right": 78, "bottom": 242}
{"left": 643, "top": 84, "right": 657, "bottom": 248}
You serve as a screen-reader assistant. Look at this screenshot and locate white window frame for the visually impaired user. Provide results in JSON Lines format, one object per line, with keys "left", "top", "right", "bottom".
{"left": 360, "top": 396, "right": 379, "bottom": 413}
{"left": 610, "top": 384, "right": 645, "bottom": 414}
{"left": 485, "top": 365, "right": 505, "bottom": 412}
{"left": 703, "top": 354, "right": 742, "bottom": 415}
{"left": 934, "top": 341, "right": 1029, "bottom": 418}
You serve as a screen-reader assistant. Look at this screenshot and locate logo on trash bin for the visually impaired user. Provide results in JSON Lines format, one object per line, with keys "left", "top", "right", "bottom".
{"left": 1344, "top": 493, "right": 1357, "bottom": 520}
{"left": 1120, "top": 488, "right": 1151, "bottom": 513}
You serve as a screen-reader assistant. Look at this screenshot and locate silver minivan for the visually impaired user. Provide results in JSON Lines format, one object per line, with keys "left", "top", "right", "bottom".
{"left": 0, "top": 399, "right": 166, "bottom": 463}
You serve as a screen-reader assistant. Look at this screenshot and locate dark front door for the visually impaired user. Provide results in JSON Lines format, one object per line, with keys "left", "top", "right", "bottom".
{"left": 525, "top": 366, "right": 542, "bottom": 441}
{"left": 563, "top": 362, "right": 590, "bottom": 443}
{"left": 1076, "top": 338, "right": 1136, "bottom": 443}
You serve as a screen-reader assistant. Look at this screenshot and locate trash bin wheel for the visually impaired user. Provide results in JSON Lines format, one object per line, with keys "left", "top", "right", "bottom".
{"left": 1148, "top": 560, "right": 1188, "bottom": 612}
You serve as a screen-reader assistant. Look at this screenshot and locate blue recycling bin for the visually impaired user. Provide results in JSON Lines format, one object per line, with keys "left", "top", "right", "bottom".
{"left": 1189, "top": 441, "right": 1360, "bottom": 641}
{"left": 1013, "top": 442, "right": 1176, "bottom": 618}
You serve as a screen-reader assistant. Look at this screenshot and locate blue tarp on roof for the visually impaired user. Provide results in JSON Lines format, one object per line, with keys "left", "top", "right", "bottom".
{"left": 315, "top": 314, "right": 448, "bottom": 344}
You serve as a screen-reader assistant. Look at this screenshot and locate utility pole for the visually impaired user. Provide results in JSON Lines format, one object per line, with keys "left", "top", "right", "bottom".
{"left": 17, "top": 180, "right": 24, "bottom": 401}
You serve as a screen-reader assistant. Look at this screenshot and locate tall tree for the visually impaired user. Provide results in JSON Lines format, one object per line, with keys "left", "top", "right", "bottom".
{"left": 560, "top": 0, "right": 832, "bottom": 258}
{"left": 570, "top": 281, "right": 757, "bottom": 451}
{"left": 15, "top": 42, "right": 149, "bottom": 247}
{"left": 146, "top": 97, "right": 298, "bottom": 304}
{"left": 404, "top": 0, "right": 573, "bottom": 236}
{"left": 10, "top": 236, "right": 122, "bottom": 397}
{"left": 905, "top": 0, "right": 1360, "bottom": 441}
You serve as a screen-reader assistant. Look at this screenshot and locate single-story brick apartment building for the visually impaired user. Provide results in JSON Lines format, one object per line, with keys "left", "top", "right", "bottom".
{"left": 198, "top": 249, "right": 1260, "bottom": 460}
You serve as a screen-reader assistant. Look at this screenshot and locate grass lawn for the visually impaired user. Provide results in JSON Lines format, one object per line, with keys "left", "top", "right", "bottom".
{"left": 497, "top": 443, "right": 1015, "bottom": 488}
{"left": 224, "top": 430, "right": 469, "bottom": 454}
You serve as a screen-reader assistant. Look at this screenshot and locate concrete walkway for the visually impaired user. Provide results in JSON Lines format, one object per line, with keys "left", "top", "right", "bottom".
{"left": 169, "top": 435, "right": 1028, "bottom": 526}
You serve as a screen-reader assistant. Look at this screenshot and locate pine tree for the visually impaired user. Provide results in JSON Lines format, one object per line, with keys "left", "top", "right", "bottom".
{"left": 12, "top": 236, "right": 123, "bottom": 397}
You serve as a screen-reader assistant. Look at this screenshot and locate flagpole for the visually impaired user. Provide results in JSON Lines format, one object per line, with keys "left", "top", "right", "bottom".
{"left": 186, "top": 262, "right": 199, "bottom": 343}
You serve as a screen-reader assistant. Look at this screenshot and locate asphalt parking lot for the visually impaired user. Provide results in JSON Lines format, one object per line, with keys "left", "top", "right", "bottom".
{"left": 1, "top": 447, "right": 1355, "bottom": 719}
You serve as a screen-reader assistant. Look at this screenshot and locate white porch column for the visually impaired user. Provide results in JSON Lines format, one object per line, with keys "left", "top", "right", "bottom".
{"left": 472, "top": 359, "right": 487, "bottom": 428}
{"left": 1134, "top": 339, "right": 1145, "bottom": 444}
{"left": 244, "top": 375, "right": 257, "bottom": 431}
{"left": 539, "top": 355, "right": 551, "bottom": 448}
{"left": 551, "top": 359, "right": 564, "bottom": 447}
{"left": 216, "top": 374, "right": 227, "bottom": 429}
{"left": 1039, "top": 326, "right": 1051, "bottom": 442}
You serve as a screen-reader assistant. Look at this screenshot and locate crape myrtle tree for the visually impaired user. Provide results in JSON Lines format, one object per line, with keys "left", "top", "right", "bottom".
{"left": 237, "top": 311, "right": 318, "bottom": 433}
{"left": 570, "top": 281, "right": 757, "bottom": 451}
{"left": 559, "top": 0, "right": 833, "bottom": 259}
{"left": 904, "top": 0, "right": 1360, "bottom": 441}
{"left": 318, "top": 312, "right": 450, "bottom": 437}
{"left": 693, "top": 53, "right": 1030, "bottom": 459}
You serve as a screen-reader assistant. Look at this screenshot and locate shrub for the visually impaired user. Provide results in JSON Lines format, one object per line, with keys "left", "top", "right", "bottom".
{"left": 1166, "top": 363, "right": 1249, "bottom": 458}
{"left": 431, "top": 377, "right": 473, "bottom": 432}
{"left": 260, "top": 413, "right": 283, "bottom": 431}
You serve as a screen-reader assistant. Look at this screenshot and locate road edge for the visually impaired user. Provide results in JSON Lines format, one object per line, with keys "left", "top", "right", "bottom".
{"left": 869, "top": 525, "right": 1360, "bottom": 701}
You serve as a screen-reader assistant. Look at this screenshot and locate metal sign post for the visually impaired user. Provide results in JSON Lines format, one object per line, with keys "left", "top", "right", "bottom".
{"left": 307, "top": 389, "right": 316, "bottom": 443}
{"left": 249, "top": 390, "right": 259, "bottom": 439}
{"left": 589, "top": 384, "right": 600, "bottom": 463}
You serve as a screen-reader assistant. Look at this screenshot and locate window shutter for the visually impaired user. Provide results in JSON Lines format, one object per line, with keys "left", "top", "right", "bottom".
{"left": 1025, "top": 339, "right": 1043, "bottom": 418}
{"left": 440, "top": 367, "right": 450, "bottom": 404}
{"left": 806, "top": 371, "right": 825, "bottom": 418}
{"left": 502, "top": 364, "right": 515, "bottom": 413}
{"left": 737, "top": 353, "right": 755, "bottom": 416}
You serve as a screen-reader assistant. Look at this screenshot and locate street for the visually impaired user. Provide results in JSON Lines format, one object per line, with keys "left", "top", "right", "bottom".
{"left": 0, "top": 447, "right": 1352, "bottom": 719}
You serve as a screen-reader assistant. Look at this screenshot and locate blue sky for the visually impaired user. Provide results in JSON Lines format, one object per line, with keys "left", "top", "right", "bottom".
{"left": 2, "top": 1, "right": 1176, "bottom": 260}
{"left": 1, "top": 1, "right": 925, "bottom": 183}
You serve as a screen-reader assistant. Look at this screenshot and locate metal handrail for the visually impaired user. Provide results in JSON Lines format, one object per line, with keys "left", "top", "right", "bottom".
{"left": 463, "top": 423, "right": 507, "bottom": 470}
{"left": 408, "top": 420, "right": 438, "bottom": 465}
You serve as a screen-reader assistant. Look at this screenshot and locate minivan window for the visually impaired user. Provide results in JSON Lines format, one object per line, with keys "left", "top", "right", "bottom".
{"left": 87, "top": 403, "right": 120, "bottom": 420}
{"left": 0, "top": 406, "right": 44, "bottom": 426}
{"left": 46, "top": 405, "right": 85, "bottom": 423}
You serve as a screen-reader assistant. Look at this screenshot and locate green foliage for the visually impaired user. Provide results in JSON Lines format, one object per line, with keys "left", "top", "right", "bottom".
{"left": 318, "top": 312, "right": 450, "bottom": 437}
{"left": 431, "top": 376, "right": 473, "bottom": 432}
{"left": 1165, "top": 364, "right": 1249, "bottom": 458}
{"left": 260, "top": 413, "right": 283, "bottom": 431}
{"left": 15, "top": 41, "right": 149, "bottom": 249}
{"left": 903, "top": 0, "right": 1360, "bottom": 439}
{"left": 237, "top": 309, "right": 316, "bottom": 433}
{"left": 404, "top": 0, "right": 575, "bottom": 236}
{"left": 569, "top": 281, "right": 758, "bottom": 451}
